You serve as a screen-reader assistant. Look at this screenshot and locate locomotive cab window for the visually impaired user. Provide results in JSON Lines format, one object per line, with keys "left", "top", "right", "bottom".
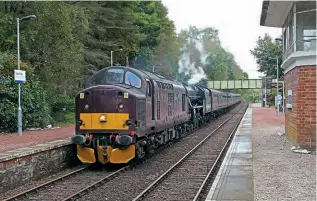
{"left": 125, "top": 71, "right": 141, "bottom": 88}
{"left": 89, "top": 68, "right": 124, "bottom": 86}
{"left": 146, "top": 80, "right": 151, "bottom": 96}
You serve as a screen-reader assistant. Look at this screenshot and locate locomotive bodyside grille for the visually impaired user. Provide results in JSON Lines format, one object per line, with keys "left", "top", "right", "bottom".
{"left": 137, "top": 99, "right": 146, "bottom": 127}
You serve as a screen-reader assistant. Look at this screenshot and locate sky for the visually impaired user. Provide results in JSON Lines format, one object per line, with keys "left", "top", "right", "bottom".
{"left": 161, "top": 0, "right": 282, "bottom": 79}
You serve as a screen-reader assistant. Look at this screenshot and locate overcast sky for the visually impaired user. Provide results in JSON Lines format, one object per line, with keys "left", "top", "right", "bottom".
{"left": 161, "top": 0, "right": 282, "bottom": 79}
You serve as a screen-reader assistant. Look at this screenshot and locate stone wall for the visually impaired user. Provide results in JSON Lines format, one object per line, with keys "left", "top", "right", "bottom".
{"left": 284, "top": 65, "right": 316, "bottom": 149}
{"left": 0, "top": 144, "right": 79, "bottom": 193}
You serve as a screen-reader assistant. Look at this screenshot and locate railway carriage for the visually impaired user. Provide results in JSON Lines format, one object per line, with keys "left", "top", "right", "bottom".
{"left": 71, "top": 66, "right": 241, "bottom": 165}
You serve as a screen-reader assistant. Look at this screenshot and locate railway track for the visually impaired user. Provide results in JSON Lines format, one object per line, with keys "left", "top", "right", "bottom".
{"left": 2, "top": 103, "right": 247, "bottom": 201}
{"left": 132, "top": 104, "right": 247, "bottom": 201}
{"left": 2, "top": 165, "right": 128, "bottom": 201}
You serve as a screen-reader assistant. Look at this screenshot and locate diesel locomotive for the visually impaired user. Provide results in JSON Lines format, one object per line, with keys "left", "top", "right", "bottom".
{"left": 71, "top": 66, "right": 241, "bottom": 165}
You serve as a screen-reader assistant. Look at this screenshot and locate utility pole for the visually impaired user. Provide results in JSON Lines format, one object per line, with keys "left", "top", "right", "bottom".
{"left": 276, "top": 57, "right": 279, "bottom": 115}
{"left": 110, "top": 49, "right": 123, "bottom": 66}
{"left": 17, "top": 17, "right": 22, "bottom": 136}
{"left": 110, "top": 51, "right": 113, "bottom": 66}
{"left": 264, "top": 76, "right": 267, "bottom": 107}
{"left": 16, "top": 15, "right": 36, "bottom": 136}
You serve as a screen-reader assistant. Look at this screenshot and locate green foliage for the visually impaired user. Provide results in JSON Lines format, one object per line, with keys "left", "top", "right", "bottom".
{"left": 0, "top": 52, "right": 51, "bottom": 132}
{"left": 177, "top": 26, "right": 248, "bottom": 82}
{"left": 0, "top": 2, "right": 251, "bottom": 133}
{"left": 54, "top": 112, "right": 75, "bottom": 127}
{"left": 50, "top": 94, "right": 75, "bottom": 113}
{"left": 242, "top": 89, "right": 261, "bottom": 103}
{"left": 250, "top": 33, "right": 283, "bottom": 79}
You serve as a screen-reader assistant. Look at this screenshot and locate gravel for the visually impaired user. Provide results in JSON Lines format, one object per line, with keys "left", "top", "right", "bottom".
{"left": 0, "top": 165, "right": 85, "bottom": 200}
{"left": 78, "top": 104, "right": 246, "bottom": 201}
{"left": 1, "top": 104, "right": 245, "bottom": 201}
{"left": 252, "top": 108, "right": 316, "bottom": 201}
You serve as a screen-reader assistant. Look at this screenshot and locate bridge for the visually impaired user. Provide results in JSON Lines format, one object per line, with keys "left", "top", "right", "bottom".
{"left": 207, "top": 77, "right": 282, "bottom": 90}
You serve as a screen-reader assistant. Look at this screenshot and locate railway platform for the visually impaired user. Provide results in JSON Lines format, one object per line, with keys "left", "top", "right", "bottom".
{"left": 205, "top": 106, "right": 253, "bottom": 201}
{"left": 0, "top": 125, "right": 75, "bottom": 194}
{"left": 205, "top": 103, "right": 315, "bottom": 201}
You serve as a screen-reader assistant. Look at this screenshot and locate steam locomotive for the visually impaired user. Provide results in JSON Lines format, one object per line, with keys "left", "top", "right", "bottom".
{"left": 71, "top": 66, "right": 241, "bottom": 165}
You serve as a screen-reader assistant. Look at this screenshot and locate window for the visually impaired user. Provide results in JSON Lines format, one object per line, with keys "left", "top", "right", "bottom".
{"left": 146, "top": 81, "right": 151, "bottom": 96}
{"left": 182, "top": 94, "right": 185, "bottom": 111}
{"left": 157, "top": 101, "right": 161, "bottom": 120}
{"left": 89, "top": 68, "right": 124, "bottom": 86}
{"left": 168, "top": 93, "right": 174, "bottom": 104}
{"left": 168, "top": 105, "right": 172, "bottom": 116}
{"left": 296, "top": 1, "right": 316, "bottom": 52}
{"left": 125, "top": 71, "right": 142, "bottom": 88}
{"left": 282, "top": 2, "right": 316, "bottom": 59}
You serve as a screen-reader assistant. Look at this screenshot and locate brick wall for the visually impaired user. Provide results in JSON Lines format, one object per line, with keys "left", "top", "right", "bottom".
{"left": 284, "top": 65, "right": 316, "bottom": 149}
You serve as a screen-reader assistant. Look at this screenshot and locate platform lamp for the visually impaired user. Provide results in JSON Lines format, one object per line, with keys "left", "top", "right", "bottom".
{"left": 17, "top": 15, "right": 37, "bottom": 137}
{"left": 110, "top": 48, "right": 123, "bottom": 66}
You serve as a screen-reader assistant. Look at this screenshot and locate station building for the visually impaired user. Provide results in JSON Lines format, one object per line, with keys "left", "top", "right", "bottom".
{"left": 260, "top": 1, "right": 316, "bottom": 149}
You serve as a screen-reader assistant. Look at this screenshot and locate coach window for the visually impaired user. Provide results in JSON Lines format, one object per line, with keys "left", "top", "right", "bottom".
{"left": 125, "top": 71, "right": 141, "bottom": 88}
{"left": 182, "top": 94, "right": 185, "bottom": 111}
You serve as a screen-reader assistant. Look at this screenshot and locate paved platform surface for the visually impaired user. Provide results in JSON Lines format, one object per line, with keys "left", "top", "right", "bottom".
{"left": 0, "top": 138, "right": 71, "bottom": 163}
{"left": 205, "top": 107, "right": 253, "bottom": 201}
{"left": 252, "top": 108, "right": 315, "bottom": 201}
{"left": 0, "top": 125, "right": 74, "bottom": 153}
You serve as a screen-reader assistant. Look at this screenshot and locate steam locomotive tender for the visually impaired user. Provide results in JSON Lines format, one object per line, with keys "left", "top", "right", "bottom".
{"left": 71, "top": 66, "right": 241, "bottom": 164}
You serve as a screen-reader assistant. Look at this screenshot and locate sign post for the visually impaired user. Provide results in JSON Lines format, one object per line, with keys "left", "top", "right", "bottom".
{"left": 14, "top": 70, "right": 26, "bottom": 83}
{"left": 14, "top": 69, "right": 26, "bottom": 136}
{"left": 16, "top": 15, "right": 36, "bottom": 136}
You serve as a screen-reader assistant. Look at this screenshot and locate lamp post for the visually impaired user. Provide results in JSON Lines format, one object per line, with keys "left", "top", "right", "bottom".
{"left": 268, "top": 56, "right": 280, "bottom": 115}
{"left": 17, "top": 15, "right": 37, "bottom": 136}
{"left": 110, "top": 48, "right": 123, "bottom": 66}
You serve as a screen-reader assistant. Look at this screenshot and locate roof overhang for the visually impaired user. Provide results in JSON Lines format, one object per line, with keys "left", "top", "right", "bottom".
{"left": 260, "top": 1, "right": 294, "bottom": 28}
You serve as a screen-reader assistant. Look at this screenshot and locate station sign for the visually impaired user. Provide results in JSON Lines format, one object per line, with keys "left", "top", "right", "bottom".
{"left": 14, "top": 70, "right": 26, "bottom": 83}
{"left": 271, "top": 83, "right": 283, "bottom": 87}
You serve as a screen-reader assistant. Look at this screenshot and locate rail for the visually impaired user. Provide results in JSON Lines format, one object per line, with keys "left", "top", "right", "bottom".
{"left": 132, "top": 104, "right": 247, "bottom": 201}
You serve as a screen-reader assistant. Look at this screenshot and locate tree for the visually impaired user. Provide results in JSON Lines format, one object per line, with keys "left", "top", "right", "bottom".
{"left": 177, "top": 26, "right": 248, "bottom": 84}
{"left": 250, "top": 33, "right": 283, "bottom": 79}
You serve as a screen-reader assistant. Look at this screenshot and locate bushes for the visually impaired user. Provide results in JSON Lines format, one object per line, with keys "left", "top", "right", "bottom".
{"left": 0, "top": 52, "right": 52, "bottom": 132}
{"left": 50, "top": 94, "right": 75, "bottom": 123}
{"left": 0, "top": 74, "right": 52, "bottom": 132}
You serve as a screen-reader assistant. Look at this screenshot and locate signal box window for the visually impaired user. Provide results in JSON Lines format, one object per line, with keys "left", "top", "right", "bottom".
{"left": 125, "top": 71, "right": 141, "bottom": 88}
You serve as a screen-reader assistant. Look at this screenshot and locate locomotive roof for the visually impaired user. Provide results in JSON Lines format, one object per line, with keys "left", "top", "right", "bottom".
{"left": 103, "top": 66, "right": 240, "bottom": 96}
{"left": 106, "top": 66, "right": 184, "bottom": 85}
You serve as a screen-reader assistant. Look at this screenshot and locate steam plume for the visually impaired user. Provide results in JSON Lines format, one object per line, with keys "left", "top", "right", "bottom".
{"left": 178, "top": 39, "right": 208, "bottom": 85}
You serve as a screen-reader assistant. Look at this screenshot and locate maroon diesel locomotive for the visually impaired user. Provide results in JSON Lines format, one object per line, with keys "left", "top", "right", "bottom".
{"left": 71, "top": 66, "right": 241, "bottom": 164}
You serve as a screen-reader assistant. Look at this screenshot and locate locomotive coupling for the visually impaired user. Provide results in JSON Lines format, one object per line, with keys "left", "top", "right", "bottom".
{"left": 71, "top": 135, "right": 86, "bottom": 145}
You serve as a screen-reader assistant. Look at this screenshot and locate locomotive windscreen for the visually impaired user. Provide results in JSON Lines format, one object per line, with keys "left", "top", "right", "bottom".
{"left": 88, "top": 68, "right": 141, "bottom": 88}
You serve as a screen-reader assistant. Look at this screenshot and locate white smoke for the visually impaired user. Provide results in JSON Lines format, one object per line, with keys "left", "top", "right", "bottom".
{"left": 178, "top": 39, "right": 208, "bottom": 85}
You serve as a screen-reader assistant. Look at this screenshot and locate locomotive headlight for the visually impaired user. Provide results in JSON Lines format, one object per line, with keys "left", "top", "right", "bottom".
{"left": 100, "top": 115, "right": 106, "bottom": 122}
{"left": 119, "top": 103, "right": 124, "bottom": 109}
